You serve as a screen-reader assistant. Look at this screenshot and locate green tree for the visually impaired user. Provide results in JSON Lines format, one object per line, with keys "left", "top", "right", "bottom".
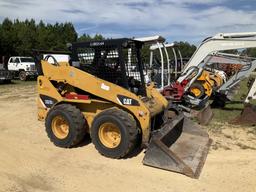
{"left": 14, "top": 19, "right": 37, "bottom": 55}
{"left": 93, "top": 34, "right": 104, "bottom": 40}
{"left": 77, "top": 34, "right": 92, "bottom": 42}
{"left": 77, "top": 33, "right": 104, "bottom": 42}
{"left": 0, "top": 18, "right": 16, "bottom": 56}
{"left": 243, "top": 48, "right": 256, "bottom": 57}
{"left": 174, "top": 41, "right": 197, "bottom": 58}
{"left": 0, "top": 18, "right": 79, "bottom": 56}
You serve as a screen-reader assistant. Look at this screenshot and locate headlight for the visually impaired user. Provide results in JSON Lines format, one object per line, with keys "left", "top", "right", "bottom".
{"left": 26, "top": 65, "right": 29, "bottom": 71}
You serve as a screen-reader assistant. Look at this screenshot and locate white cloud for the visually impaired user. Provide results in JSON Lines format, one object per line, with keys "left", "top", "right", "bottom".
{"left": 0, "top": 0, "right": 255, "bottom": 43}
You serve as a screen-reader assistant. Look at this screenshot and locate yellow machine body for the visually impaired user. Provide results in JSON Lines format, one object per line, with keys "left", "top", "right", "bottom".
{"left": 190, "top": 70, "right": 224, "bottom": 98}
{"left": 38, "top": 60, "right": 168, "bottom": 144}
{"left": 36, "top": 39, "right": 211, "bottom": 178}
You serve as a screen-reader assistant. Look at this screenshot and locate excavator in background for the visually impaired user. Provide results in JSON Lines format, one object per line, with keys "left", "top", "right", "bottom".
{"left": 205, "top": 52, "right": 256, "bottom": 125}
{"left": 183, "top": 49, "right": 256, "bottom": 126}
{"left": 207, "top": 52, "right": 256, "bottom": 105}
{"left": 135, "top": 36, "right": 217, "bottom": 125}
{"left": 161, "top": 32, "right": 256, "bottom": 125}
{"left": 34, "top": 38, "right": 212, "bottom": 178}
{"left": 135, "top": 33, "right": 256, "bottom": 125}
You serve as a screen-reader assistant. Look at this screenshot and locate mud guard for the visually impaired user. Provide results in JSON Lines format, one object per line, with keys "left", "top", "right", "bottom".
{"left": 143, "top": 114, "right": 212, "bottom": 178}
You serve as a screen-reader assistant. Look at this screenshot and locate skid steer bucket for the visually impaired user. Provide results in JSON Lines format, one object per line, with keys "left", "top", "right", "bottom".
{"left": 143, "top": 114, "right": 212, "bottom": 178}
{"left": 230, "top": 104, "right": 256, "bottom": 125}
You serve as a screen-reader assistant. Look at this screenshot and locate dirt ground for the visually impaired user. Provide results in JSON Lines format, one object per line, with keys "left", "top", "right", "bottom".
{"left": 0, "top": 81, "right": 256, "bottom": 192}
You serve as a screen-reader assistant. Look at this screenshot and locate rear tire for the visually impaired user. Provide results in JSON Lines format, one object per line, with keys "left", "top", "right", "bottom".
{"left": 45, "top": 104, "right": 87, "bottom": 148}
{"left": 19, "top": 71, "right": 27, "bottom": 81}
{"left": 91, "top": 108, "right": 139, "bottom": 158}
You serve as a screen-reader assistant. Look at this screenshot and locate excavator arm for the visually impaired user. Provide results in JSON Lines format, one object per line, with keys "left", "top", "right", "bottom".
{"left": 178, "top": 32, "right": 256, "bottom": 92}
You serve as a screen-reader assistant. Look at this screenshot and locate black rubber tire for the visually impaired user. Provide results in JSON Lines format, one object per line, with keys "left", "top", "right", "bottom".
{"left": 45, "top": 104, "right": 86, "bottom": 148}
{"left": 19, "top": 71, "right": 27, "bottom": 81}
{"left": 189, "top": 81, "right": 205, "bottom": 98}
{"left": 91, "top": 108, "right": 139, "bottom": 159}
{"left": 3, "top": 80, "right": 11, "bottom": 84}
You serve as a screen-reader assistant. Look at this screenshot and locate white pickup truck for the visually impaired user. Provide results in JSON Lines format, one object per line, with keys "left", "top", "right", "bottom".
{"left": 8, "top": 56, "right": 37, "bottom": 81}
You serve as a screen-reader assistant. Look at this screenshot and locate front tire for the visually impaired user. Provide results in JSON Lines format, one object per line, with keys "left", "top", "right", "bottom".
{"left": 91, "top": 108, "right": 139, "bottom": 158}
{"left": 45, "top": 104, "right": 87, "bottom": 148}
{"left": 19, "top": 71, "right": 27, "bottom": 81}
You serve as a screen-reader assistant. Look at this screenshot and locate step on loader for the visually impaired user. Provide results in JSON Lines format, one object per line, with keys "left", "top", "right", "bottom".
{"left": 35, "top": 38, "right": 211, "bottom": 178}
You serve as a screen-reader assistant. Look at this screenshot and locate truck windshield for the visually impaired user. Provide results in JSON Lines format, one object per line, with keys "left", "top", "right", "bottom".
{"left": 20, "top": 58, "right": 34, "bottom": 62}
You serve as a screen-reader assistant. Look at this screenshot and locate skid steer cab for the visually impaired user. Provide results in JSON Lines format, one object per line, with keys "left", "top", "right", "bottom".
{"left": 36, "top": 38, "right": 211, "bottom": 178}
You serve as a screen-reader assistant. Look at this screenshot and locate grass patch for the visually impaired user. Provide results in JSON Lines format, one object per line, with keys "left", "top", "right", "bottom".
{"left": 210, "top": 77, "right": 255, "bottom": 123}
{"left": 208, "top": 77, "right": 256, "bottom": 135}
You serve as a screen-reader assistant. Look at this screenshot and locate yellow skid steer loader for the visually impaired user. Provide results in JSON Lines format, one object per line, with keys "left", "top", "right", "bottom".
{"left": 35, "top": 39, "right": 211, "bottom": 178}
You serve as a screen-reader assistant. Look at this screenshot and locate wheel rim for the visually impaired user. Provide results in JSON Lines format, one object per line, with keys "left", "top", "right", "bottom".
{"left": 19, "top": 72, "right": 26, "bottom": 80}
{"left": 190, "top": 87, "right": 202, "bottom": 97}
{"left": 51, "top": 115, "right": 69, "bottom": 139}
{"left": 98, "top": 122, "right": 121, "bottom": 148}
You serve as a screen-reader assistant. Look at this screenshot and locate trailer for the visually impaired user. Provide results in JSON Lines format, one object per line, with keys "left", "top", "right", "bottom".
{"left": 0, "top": 56, "right": 12, "bottom": 83}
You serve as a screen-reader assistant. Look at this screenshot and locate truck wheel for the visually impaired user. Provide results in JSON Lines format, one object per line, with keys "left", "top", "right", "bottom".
{"left": 4, "top": 80, "right": 11, "bottom": 84}
{"left": 45, "top": 104, "right": 87, "bottom": 148}
{"left": 91, "top": 108, "right": 139, "bottom": 158}
{"left": 19, "top": 71, "right": 27, "bottom": 81}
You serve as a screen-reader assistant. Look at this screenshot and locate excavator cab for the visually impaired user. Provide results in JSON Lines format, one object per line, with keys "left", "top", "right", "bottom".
{"left": 35, "top": 38, "right": 211, "bottom": 178}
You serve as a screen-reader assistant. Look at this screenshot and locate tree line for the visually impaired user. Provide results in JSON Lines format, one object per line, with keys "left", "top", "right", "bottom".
{"left": 1, "top": 18, "right": 256, "bottom": 60}
{"left": 0, "top": 18, "right": 104, "bottom": 58}
{"left": 0, "top": 17, "right": 212, "bottom": 64}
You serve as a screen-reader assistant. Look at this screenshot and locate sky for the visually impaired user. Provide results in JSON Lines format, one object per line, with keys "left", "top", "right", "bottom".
{"left": 0, "top": 0, "right": 256, "bottom": 44}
